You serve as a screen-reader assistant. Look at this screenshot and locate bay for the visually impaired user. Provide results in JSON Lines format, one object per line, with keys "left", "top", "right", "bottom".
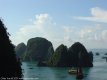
{"left": 22, "top": 49, "right": 107, "bottom": 80}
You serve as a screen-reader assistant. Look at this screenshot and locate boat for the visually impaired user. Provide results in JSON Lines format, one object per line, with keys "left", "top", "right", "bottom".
{"left": 68, "top": 68, "right": 77, "bottom": 74}
{"left": 76, "top": 67, "right": 84, "bottom": 79}
{"left": 102, "top": 56, "right": 107, "bottom": 62}
{"left": 76, "top": 51, "right": 84, "bottom": 79}
{"left": 29, "top": 67, "right": 33, "bottom": 69}
{"left": 68, "top": 51, "right": 84, "bottom": 79}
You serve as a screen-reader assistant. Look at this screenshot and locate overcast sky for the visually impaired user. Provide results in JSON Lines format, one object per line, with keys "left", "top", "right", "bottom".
{"left": 0, "top": 0, "right": 107, "bottom": 49}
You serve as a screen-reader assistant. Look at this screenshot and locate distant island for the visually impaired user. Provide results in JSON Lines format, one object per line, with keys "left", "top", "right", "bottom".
{"left": 15, "top": 37, "right": 93, "bottom": 67}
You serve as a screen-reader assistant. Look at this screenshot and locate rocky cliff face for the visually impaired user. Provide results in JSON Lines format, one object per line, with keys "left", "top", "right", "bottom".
{"left": 23, "top": 37, "right": 54, "bottom": 61}
{"left": 48, "top": 42, "right": 93, "bottom": 67}
{"left": 68, "top": 42, "right": 93, "bottom": 67}
{"left": 48, "top": 44, "right": 70, "bottom": 67}
{"left": 17, "top": 38, "right": 93, "bottom": 67}
{"left": 15, "top": 42, "right": 26, "bottom": 59}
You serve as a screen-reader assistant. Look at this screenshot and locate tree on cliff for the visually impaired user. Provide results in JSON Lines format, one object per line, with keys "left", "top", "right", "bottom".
{"left": 0, "top": 19, "right": 22, "bottom": 78}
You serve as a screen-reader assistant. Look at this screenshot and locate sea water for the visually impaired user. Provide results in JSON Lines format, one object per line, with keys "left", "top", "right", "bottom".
{"left": 22, "top": 49, "right": 107, "bottom": 80}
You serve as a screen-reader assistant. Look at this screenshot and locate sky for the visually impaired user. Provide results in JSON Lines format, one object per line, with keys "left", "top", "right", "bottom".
{"left": 0, "top": 0, "right": 107, "bottom": 49}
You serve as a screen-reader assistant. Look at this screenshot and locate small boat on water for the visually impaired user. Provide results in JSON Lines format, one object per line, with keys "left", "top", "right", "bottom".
{"left": 76, "top": 51, "right": 84, "bottom": 79}
{"left": 68, "top": 68, "right": 77, "bottom": 74}
{"left": 29, "top": 67, "right": 33, "bottom": 69}
{"left": 76, "top": 67, "right": 84, "bottom": 79}
{"left": 69, "top": 51, "right": 84, "bottom": 79}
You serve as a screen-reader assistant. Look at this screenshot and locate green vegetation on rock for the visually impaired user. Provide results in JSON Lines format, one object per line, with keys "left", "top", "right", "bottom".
{"left": 48, "top": 42, "right": 93, "bottom": 67}
{"left": 68, "top": 42, "right": 93, "bottom": 67}
{"left": 48, "top": 44, "right": 69, "bottom": 67}
{"left": 17, "top": 37, "right": 93, "bottom": 67}
{"left": 23, "top": 37, "right": 54, "bottom": 61}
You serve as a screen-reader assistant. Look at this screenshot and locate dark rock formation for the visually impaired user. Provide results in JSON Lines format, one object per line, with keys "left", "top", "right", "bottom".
{"left": 68, "top": 42, "right": 93, "bottom": 67}
{"left": 96, "top": 52, "right": 99, "bottom": 56}
{"left": 15, "top": 42, "right": 26, "bottom": 59}
{"left": 47, "top": 42, "right": 93, "bottom": 67}
{"left": 23, "top": 37, "right": 54, "bottom": 62}
{"left": 105, "top": 53, "right": 107, "bottom": 55}
{"left": 0, "top": 19, "right": 22, "bottom": 78}
{"left": 48, "top": 44, "right": 70, "bottom": 67}
{"left": 88, "top": 51, "right": 93, "bottom": 62}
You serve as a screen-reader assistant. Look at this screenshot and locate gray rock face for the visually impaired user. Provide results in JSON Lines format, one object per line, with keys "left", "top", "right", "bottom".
{"left": 48, "top": 44, "right": 69, "bottom": 67}
{"left": 24, "top": 37, "right": 54, "bottom": 61}
{"left": 15, "top": 42, "right": 26, "bottom": 59}
{"left": 68, "top": 42, "right": 93, "bottom": 67}
{"left": 48, "top": 42, "right": 93, "bottom": 67}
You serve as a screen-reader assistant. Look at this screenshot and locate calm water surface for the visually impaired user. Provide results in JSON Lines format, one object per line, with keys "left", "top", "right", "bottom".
{"left": 22, "top": 50, "right": 107, "bottom": 80}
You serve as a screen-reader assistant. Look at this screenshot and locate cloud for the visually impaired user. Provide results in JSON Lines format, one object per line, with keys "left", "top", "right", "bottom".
{"left": 78, "top": 28, "right": 92, "bottom": 39}
{"left": 11, "top": 13, "right": 73, "bottom": 48}
{"left": 11, "top": 13, "right": 107, "bottom": 49}
{"left": 74, "top": 7, "right": 107, "bottom": 23}
{"left": 101, "top": 30, "right": 107, "bottom": 41}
